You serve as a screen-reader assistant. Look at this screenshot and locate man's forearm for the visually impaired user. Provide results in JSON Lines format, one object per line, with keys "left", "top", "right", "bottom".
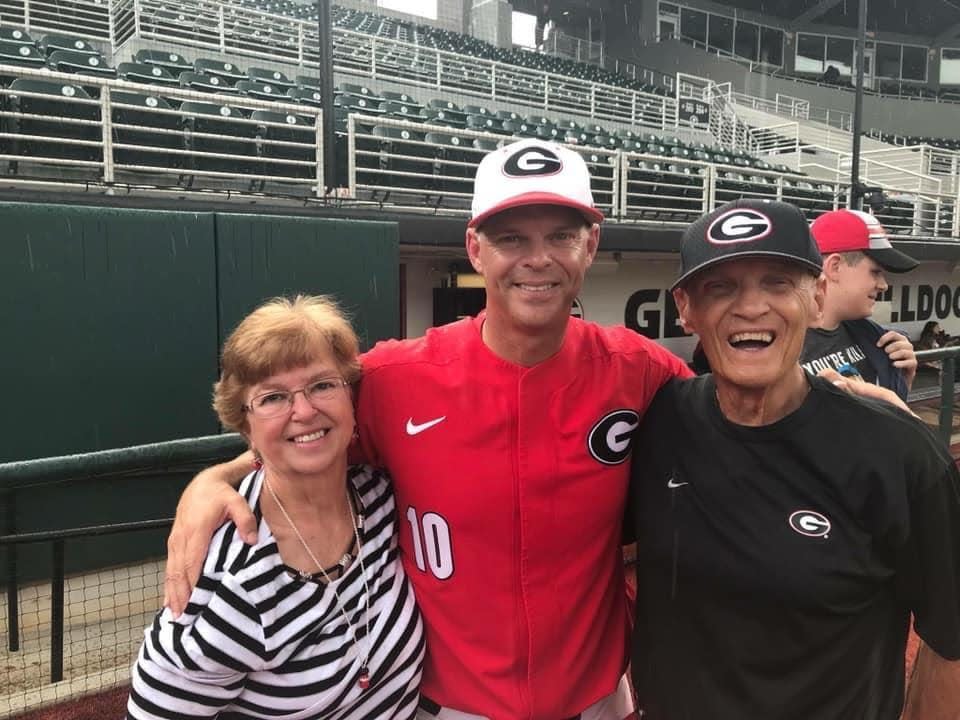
{"left": 201, "top": 451, "right": 253, "bottom": 489}
{"left": 902, "top": 641, "right": 960, "bottom": 720}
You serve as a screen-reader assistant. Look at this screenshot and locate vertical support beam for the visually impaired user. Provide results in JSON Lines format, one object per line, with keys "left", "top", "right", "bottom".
{"left": 5, "top": 491, "right": 18, "bottom": 652}
{"left": 50, "top": 540, "right": 65, "bottom": 683}
{"left": 318, "top": 0, "right": 335, "bottom": 195}
{"left": 850, "top": 0, "right": 867, "bottom": 209}
{"left": 940, "top": 357, "right": 956, "bottom": 446}
{"left": 101, "top": 86, "right": 114, "bottom": 183}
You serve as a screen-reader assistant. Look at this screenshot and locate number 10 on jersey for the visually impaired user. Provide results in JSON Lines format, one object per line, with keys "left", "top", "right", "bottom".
{"left": 405, "top": 507, "right": 455, "bottom": 580}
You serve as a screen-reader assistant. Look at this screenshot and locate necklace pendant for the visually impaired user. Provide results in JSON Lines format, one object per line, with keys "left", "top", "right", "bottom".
{"left": 358, "top": 667, "right": 370, "bottom": 690}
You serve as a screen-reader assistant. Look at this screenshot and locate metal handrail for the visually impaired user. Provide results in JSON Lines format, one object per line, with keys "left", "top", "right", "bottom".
{"left": 0, "top": 433, "right": 245, "bottom": 489}
{"left": 1, "top": 432, "right": 246, "bottom": 686}
{"left": 915, "top": 347, "right": 960, "bottom": 444}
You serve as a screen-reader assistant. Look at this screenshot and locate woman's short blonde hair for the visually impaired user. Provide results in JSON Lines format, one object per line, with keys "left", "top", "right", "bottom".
{"left": 213, "top": 295, "right": 361, "bottom": 432}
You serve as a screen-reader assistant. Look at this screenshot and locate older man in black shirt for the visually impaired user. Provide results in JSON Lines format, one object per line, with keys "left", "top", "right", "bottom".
{"left": 628, "top": 199, "right": 960, "bottom": 720}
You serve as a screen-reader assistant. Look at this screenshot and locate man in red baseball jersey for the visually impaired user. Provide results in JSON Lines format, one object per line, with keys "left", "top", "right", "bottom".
{"left": 163, "top": 138, "right": 691, "bottom": 720}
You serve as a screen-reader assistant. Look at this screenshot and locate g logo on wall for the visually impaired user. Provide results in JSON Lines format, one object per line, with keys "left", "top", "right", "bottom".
{"left": 588, "top": 410, "right": 640, "bottom": 465}
{"left": 707, "top": 208, "right": 772, "bottom": 245}
{"left": 502, "top": 146, "right": 562, "bottom": 177}
{"left": 788, "top": 510, "right": 831, "bottom": 538}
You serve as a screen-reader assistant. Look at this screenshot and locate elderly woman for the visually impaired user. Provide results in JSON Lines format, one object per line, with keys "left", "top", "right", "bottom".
{"left": 128, "top": 295, "right": 424, "bottom": 719}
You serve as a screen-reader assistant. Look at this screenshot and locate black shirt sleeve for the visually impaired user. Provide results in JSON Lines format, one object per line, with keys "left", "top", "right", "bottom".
{"left": 900, "top": 461, "right": 960, "bottom": 660}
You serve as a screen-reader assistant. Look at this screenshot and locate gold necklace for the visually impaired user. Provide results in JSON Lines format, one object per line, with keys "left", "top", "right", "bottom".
{"left": 264, "top": 476, "right": 372, "bottom": 690}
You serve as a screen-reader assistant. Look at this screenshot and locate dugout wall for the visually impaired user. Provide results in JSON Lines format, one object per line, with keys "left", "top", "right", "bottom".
{"left": 0, "top": 203, "right": 398, "bottom": 580}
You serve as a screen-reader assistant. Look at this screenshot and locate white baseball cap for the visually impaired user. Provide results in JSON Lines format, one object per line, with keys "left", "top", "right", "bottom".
{"left": 468, "top": 138, "right": 605, "bottom": 228}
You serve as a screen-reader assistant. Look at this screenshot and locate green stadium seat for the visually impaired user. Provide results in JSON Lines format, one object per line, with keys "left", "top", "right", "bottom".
{"left": 295, "top": 74, "right": 321, "bottom": 90}
{"left": 235, "top": 79, "right": 287, "bottom": 102}
{"left": 591, "top": 135, "right": 621, "bottom": 150}
{"left": 358, "top": 125, "right": 432, "bottom": 193}
{"left": 134, "top": 49, "right": 192, "bottom": 77}
{"left": 4, "top": 78, "right": 101, "bottom": 163}
{"left": 110, "top": 90, "right": 182, "bottom": 169}
{"left": 563, "top": 130, "right": 591, "bottom": 146}
{"left": 180, "top": 101, "right": 257, "bottom": 177}
{"left": 494, "top": 110, "right": 520, "bottom": 123}
{"left": 179, "top": 71, "right": 238, "bottom": 94}
{"left": 502, "top": 120, "right": 539, "bottom": 138}
{"left": 379, "top": 100, "right": 421, "bottom": 120}
{"left": 251, "top": 109, "right": 316, "bottom": 181}
{"left": 287, "top": 86, "right": 323, "bottom": 107}
{"left": 465, "top": 114, "right": 505, "bottom": 135}
{"left": 472, "top": 137, "right": 501, "bottom": 152}
{"left": 556, "top": 118, "right": 583, "bottom": 132}
{"left": 420, "top": 106, "right": 465, "bottom": 129}
{"left": 462, "top": 104, "right": 490, "bottom": 117}
{"left": 0, "top": 27, "right": 33, "bottom": 45}
{"left": 380, "top": 90, "right": 417, "bottom": 104}
{"left": 39, "top": 33, "right": 98, "bottom": 56}
{"left": 0, "top": 41, "right": 46, "bottom": 76}
{"left": 335, "top": 92, "right": 383, "bottom": 116}
{"left": 337, "top": 81, "right": 375, "bottom": 98}
{"left": 582, "top": 123, "right": 606, "bottom": 137}
{"left": 525, "top": 114, "right": 553, "bottom": 126}
{"left": 538, "top": 124, "right": 564, "bottom": 141}
{"left": 47, "top": 50, "right": 115, "bottom": 78}
{"left": 117, "top": 62, "right": 178, "bottom": 87}
{"left": 248, "top": 67, "right": 294, "bottom": 90}
{"left": 424, "top": 130, "right": 474, "bottom": 193}
{"left": 619, "top": 139, "right": 646, "bottom": 153}
{"left": 194, "top": 58, "right": 246, "bottom": 83}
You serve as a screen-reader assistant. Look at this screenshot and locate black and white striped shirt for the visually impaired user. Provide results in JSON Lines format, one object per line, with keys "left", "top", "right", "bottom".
{"left": 128, "top": 466, "right": 424, "bottom": 720}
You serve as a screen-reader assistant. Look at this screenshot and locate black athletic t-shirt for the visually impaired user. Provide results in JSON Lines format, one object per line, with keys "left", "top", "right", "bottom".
{"left": 801, "top": 325, "right": 878, "bottom": 383}
{"left": 628, "top": 374, "right": 960, "bottom": 720}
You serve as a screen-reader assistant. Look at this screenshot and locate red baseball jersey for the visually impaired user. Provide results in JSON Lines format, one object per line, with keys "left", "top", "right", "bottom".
{"left": 357, "top": 314, "right": 690, "bottom": 720}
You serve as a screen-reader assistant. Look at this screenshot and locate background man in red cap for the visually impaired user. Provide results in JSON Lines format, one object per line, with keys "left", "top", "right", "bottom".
{"left": 161, "top": 138, "right": 691, "bottom": 720}
{"left": 629, "top": 198, "right": 960, "bottom": 720}
{"left": 801, "top": 208, "right": 918, "bottom": 400}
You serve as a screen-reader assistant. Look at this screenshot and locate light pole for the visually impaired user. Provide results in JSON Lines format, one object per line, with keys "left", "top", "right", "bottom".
{"left": 318, "top": 0, "right": 336, "bottom": 195}
{"left": 849, "top": 0, "right": 868, "bottom": 209}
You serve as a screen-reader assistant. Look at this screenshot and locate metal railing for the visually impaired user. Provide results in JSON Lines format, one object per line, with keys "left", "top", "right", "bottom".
{"left": 1, "top": 434, "right": 245, "bottom": 715}
{"left": 914, "top": 347, "right": 960, "bottom": 445}
{"left": 0, "top": 63, "right": 323, "bottom": 195}
{"left": 346, "top": 114, "right": 850, "bottom": 226}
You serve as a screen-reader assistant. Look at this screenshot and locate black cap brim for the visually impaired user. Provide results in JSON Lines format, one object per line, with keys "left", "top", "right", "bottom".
{"left": 670, "top": 251, "right": 823, "bottom": 291}
{"left": 865, "top": 247, "right": 918, "bottom": 273}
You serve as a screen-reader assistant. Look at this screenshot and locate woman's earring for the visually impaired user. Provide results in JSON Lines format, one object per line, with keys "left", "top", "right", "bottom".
{"left": 252, "top": 449, "right": 263, "bottom": 470}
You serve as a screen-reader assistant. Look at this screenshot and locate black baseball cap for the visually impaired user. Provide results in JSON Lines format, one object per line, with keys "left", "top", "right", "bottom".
{"left": 671, "top": 199, "right": 823, "bottom": 291}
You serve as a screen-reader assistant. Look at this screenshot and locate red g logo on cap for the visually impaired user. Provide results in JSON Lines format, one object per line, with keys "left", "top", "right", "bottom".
{"left": 707, "top": 208, "right": 772, "bottom": 245}
{"left": 502, "top": 146, "right": 563, "bottom": 177}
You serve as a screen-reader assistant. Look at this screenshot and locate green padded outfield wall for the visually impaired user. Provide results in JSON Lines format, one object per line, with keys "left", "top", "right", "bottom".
{"left": 0, "top": 203, "right": 399, "bottom": 580}
{"left": 214, "top": 213, "right": 399, "bottom": 350}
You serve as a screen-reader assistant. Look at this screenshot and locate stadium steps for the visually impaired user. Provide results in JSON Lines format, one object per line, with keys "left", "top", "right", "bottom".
{"left": 730, "top": 102, "right": 942, "bottom": 191}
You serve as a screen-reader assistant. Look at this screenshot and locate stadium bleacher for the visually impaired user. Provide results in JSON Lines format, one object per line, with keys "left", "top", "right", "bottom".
{"left": 0, "top": 0, "right": 952, "bottom": 237}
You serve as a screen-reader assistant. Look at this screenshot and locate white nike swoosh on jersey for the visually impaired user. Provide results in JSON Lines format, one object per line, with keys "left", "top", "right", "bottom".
{"left": 667, "top": 478, "right": 689, "bottom": 488}
{"left": 406, "top": 416, "right": 446, "bottom": 435}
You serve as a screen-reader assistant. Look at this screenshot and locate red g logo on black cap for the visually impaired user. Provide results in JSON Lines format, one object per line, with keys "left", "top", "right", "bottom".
{"left": 707, "top": 208, "right": 772, "bottom": 244}
{"left": 502, "top": 146, "right": 563, "bottom": 177}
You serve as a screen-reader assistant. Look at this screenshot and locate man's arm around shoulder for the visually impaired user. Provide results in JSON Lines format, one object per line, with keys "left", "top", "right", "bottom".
{"left": 164, "top": 452, "right": 257, "bottom": 616}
